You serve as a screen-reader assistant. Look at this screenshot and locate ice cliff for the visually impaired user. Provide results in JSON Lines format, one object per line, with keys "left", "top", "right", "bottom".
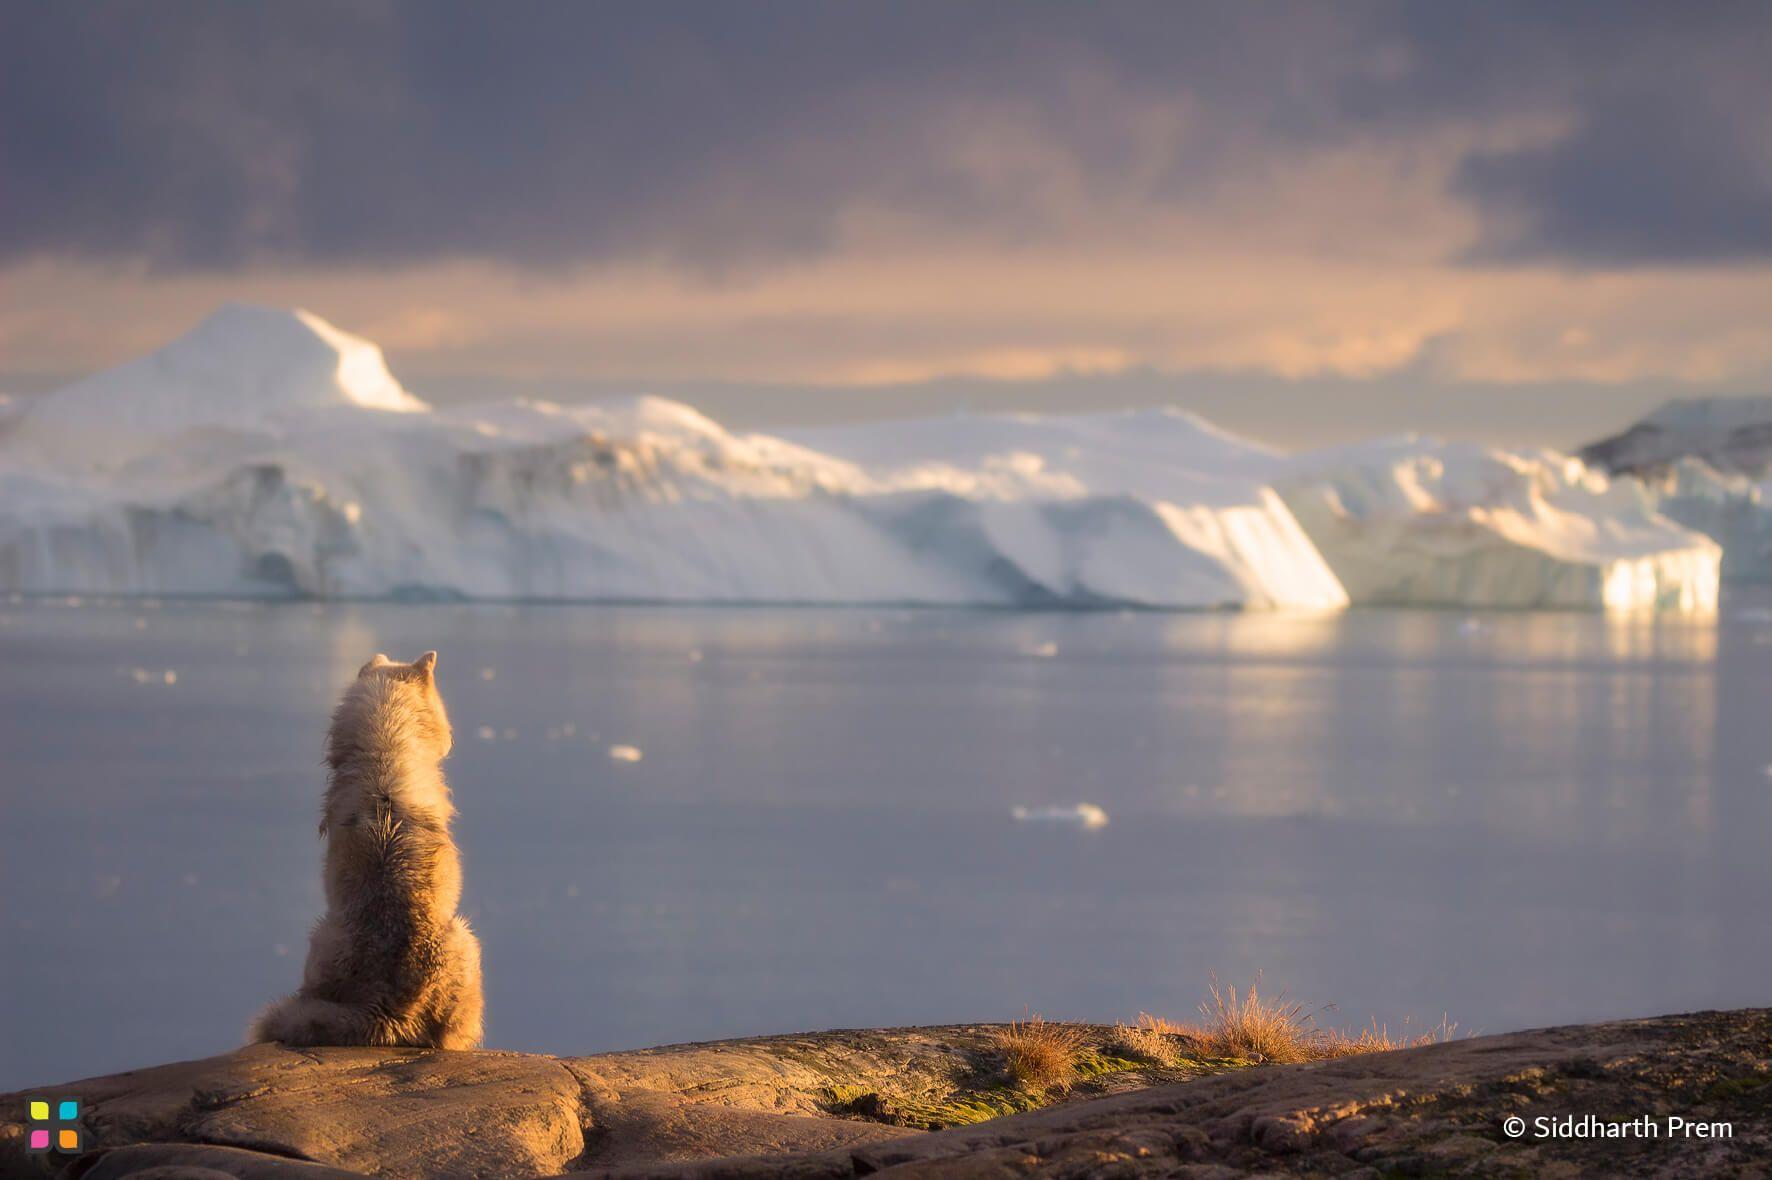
{"left": 1580, "top": 398, "right": 1772, "bottom": 583}
{"left": 1279, "top": 438, "right": 1719, "bottom": 612}
{"left": 0, "top": 305, "right": 1722, "bottom": 611}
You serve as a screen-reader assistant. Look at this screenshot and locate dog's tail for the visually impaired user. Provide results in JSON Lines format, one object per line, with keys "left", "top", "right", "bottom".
{"left": 248, "top": 994, "right": 415, "bottom": 1048}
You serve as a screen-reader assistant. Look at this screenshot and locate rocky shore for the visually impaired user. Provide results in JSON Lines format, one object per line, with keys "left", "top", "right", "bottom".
{"left": 2, "top": 1010, "right": 1768, "bottom": 1178}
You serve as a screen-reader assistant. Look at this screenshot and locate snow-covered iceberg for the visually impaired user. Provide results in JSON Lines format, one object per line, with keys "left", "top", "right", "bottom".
{"left": 1579, "top": 398, "right": 1772, "bottom": 583}
{"left": 1277, "top": 438, "right": 1720, "bottom": 612}
{"left": 0, "top": 304, "right": 1721, "bottom": 612}
{"left": 0, "top": 305, "right": 1344, "bottom": 608}
{"left": 1639, "top": 461, "right": 1772, "bottom": 584}
{"left": 784, "top": 410, "right": 1348, "bottom": 609}
{"left": 10, "top": 303, "right": 427, "bottom": 472}
{"left": 1580, "top": 396, "right": 1772, "bottom": 478}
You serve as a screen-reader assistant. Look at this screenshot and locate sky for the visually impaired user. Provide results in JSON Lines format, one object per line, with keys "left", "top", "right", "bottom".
{"left": 3, "top": 1, "right": 1771, "bottom": 448}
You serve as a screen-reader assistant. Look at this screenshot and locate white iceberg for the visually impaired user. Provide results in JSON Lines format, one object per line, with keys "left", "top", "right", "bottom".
{"left": 1637, "top": 460, "right": 1772, "bottom": 584}
{"left": 1579, "top": 401, "right": 1772, "bottom": 584}
{"left": 1278, "top": 437, "right": 1720, "bottom": 612}
{"left": 1011, "top": 803, "right": 1109, "bottom": 829}
{"left": 0, "top": 306, "right": 1344, "bottom": 610}
{"left": 0, "top": 304, "right": 1720, "bottom": 612}
{"left": 1580, "top": 396, "right": 1772, "bottom": 478}
{"left": 10, "top": 302, "right": 426, "bottom": 473}
{"left": 786, "top": 408, "right": 1348, "bottom": 610}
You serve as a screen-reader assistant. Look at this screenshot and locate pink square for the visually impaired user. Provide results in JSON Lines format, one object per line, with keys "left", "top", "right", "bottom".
{"left": 29, "top": 1129, "right": 49, "bottom": 1149}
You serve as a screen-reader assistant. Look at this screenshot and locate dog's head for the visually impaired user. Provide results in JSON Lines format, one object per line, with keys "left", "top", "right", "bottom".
{"left": 331, "top": 650, "right": 453, "bottom": 764}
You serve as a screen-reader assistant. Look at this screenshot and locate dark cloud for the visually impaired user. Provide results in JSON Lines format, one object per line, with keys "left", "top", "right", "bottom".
{"left": 2, "top": 0, "right": 1769, "bottom": 271}
{"left": 1439, "top": 1, "right": 1772, "bottom": 265}
{"left": 1460, "top": 96, "right": 1772, "bottom": 266}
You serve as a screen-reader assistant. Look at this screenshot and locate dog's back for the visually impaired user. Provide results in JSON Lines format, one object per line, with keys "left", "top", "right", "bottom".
{"left": 250, "top": 651, "right": 483, "bottom": 1049}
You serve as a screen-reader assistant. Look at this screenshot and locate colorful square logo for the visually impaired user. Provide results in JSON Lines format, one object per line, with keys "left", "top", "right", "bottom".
{"left": 24, "top": 1097, "right": 81, "bottom": 1153}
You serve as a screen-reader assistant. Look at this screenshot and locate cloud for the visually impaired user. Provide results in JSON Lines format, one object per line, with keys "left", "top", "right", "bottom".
{"left": 9, "top": 236, "right": 1772, "bottom": 392}
{"left": 1459, "top": 95, "right": 1772, "bottom": 266}
{"left": 4, "top": 1, "right": 1768, "bottom": 273}
{"left": 5, "top": 0, "right": 1772, "bottom": 426}
{"left": 1443, "top": 2, "right": 1772, "bottom": 265}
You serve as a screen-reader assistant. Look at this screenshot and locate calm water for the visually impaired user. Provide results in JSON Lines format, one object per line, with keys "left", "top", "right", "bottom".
{"left": 2, "top": 598, "right": 1770, "bottom": 1090}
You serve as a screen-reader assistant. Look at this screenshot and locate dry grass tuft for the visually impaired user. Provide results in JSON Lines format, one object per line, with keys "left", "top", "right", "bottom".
{"left": 1131, "top": 975, "right": 1464, "bottom": 1064}
{"left": 1195, "top": 973, "right": 1319, "bottom": 1063}
{"left": 1109, "top": 1012, "right": 1196, "bottom": 1065}
{"left": 993, "top": 1014, "right": 1088, "bottom": 1091}
{"left": 1315, "top": 1015, "right": 1462, "bottom": 1058}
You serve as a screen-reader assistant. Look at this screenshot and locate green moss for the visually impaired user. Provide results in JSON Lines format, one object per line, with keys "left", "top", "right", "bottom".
{"left": 891, "top": 1085, "right": 1047, "bottom": 1129}
{"left": 1173, "top": 1053, "right": 1259, "bottom": 1073}
{"left": 1704, "top": 1074, "right": 1769, "bottom": 1103}
{"left": 1072, "top": 1052, "right": 1145, "bottom": 1078}
{"left": 823, "top": 1083, "right": 873, "bottom": 1107}
{"left": 818, "top": 1034, "right": 1264, "bottom": 1134}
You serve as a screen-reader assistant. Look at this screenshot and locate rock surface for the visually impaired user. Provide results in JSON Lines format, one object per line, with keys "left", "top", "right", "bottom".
{"left": 2, "top": 1011, "right": 1768, "bottom": 1178}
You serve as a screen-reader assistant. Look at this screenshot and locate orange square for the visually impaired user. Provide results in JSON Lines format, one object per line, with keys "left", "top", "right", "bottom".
{"left": 58, "top": 1128, "right": 79, "bottom": 1151}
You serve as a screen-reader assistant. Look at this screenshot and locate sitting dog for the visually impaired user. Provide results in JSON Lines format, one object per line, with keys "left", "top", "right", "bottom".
{"left": 251, "top": 651, "right": 483, "bottom": 1049}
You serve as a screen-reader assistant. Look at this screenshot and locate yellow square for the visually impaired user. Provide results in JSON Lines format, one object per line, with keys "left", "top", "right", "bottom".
{"left": 58, "top": 1128, "right": 79, "bottom": 1150}
{"left": 29, "top": 1100, "right": 48, "bottom": 1120}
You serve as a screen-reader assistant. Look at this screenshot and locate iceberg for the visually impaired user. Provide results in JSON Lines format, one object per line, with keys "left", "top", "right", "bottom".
{"left": 1011, "top": 803, "right": 1109, "bottom": 830}
{"left": 785, "top": 409, "right": 1349, "bottom": 609}
{"left": 0, "top": 306, "right": 1342, "bottom": 609}
{"left": 1580, "top": 396, "right": 1772, "bottom": 478}
{"left": 10, "top": 302, "right": 427, "bottom": 473}
{"left": 1278, "top": 437, "right": 1720, "bottom": 612}
{"left": 0, "top": 305, "right": 1720, "bottom": 612}
{"left": 1580, "top": 398, "right": 1772, "bottom": 583}
{"left": 1645, "top": 462, "right": 1772, "bottom": 584}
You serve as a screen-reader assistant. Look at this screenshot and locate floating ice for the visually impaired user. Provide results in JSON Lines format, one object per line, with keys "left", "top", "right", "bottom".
{"left": 1279, "top": 438, "right": 1719, "bottom": 612}
{"left": 1011, "top": 803, "right": 1109, "bottom": 829}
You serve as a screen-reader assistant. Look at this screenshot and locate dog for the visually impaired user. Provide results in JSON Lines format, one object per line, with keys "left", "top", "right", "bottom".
{"left": 250, "top": 651, "right": 483, "bottom": 1049}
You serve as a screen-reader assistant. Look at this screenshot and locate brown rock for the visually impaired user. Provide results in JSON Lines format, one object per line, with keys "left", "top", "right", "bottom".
{"left": 1, "top": 1011, "right": 1767, "bottom": 1179}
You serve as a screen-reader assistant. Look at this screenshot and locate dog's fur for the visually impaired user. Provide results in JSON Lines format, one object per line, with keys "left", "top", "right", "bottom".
{"left": 249, "top": 651, "right": 484, "bottom": 1049}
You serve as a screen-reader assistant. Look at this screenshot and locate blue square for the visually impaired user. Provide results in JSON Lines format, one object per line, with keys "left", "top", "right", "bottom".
{"left": 58, "top": 1099, "right": 78, "bottom": 1120}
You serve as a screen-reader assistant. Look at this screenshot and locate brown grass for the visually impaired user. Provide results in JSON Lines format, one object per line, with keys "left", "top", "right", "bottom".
{"left": 1315, "top": 1015, "right": 1463, "bottom": 1058}
{"left": 1195, "top": 973, "right": 1318, "bottom": 1063}
{"left": 1108, "top": 1012, "right": 1194, "bottom": 1065}
{"left": 1132, "top": 974, "right": 1463, "bottom": 1064}
{"left": 993, "top": 1014, "right": 1088, "bottom": 1091}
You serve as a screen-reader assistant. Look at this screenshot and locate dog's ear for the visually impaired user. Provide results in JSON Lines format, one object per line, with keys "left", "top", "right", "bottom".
{"left": 359, "top": 653, "right": 392, "bottom": 677}
{"left": 414, "top": 651, "right": 438, "bottom": 677}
